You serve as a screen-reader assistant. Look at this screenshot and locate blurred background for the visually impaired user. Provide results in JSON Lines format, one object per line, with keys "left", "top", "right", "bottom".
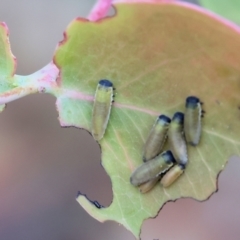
{"left": 0, "top": 0, "right": 239, "bottom": 239}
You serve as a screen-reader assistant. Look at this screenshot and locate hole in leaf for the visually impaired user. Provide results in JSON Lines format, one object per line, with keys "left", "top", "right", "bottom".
{"left": 107, "top": 5, "right": 116, "bottom": 18}
{"left": 0, "top": 94, "right": 115, "bottom": 239}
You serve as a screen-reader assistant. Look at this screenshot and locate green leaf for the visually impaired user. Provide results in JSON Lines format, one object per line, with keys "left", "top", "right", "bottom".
{"left": 53, "top": 2, "right": 240, "bottom": 239}
{"left": 199, "top": 0, "right": 240, "bottom": 25}
{"left": 0, "top": 23, "right": 15, "bottom": 83}
{"left": 0, "top": 22, "right": 16, "bottom": 111}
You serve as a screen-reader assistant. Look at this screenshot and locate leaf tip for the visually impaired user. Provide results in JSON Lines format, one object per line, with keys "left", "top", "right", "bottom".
{"left": 0, "top": 21, "right": 17, "bottom": 77}
{"left": 76, "top": 191, "right": 105, "bottom": 209}
{"left": 0, "top": 104, "right": 6, "bottom": 112}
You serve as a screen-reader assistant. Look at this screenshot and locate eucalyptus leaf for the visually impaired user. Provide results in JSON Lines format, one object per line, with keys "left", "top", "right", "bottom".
{"left": 53, "top": 2, "right": 240, "bottom": 238}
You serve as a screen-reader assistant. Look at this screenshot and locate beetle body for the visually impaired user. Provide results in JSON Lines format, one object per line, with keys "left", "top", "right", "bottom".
{"left": 168, "top": 112, "right": 188, "bottom": 166}
{"left": 130, "top": 151, "right": 175, "bottom": 186}
{"left": 139, "top": 176, "right": 161, "bottom": 193}
{"left": 161, "top": 164, "right": 185, "bottom": 187}
{"left": 92, "top": 79, "right": 113, "bottom": 141}
{"left": 143, "top": 115, "right": 171, "bottom": 162}
{"left": 184, "top": 96, "right": 202, "bottom": 146}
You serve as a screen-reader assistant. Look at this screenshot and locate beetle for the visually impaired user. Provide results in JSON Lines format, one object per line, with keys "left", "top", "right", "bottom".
{"left": 168, "top": 112, "right": 188, "bottom": 166}
{"left": 130, "top": 150, "right": 175, "bottom": 187}
{"left": 184, "top": 96, "right": 202, "bottom": 146}
{"left": 143, "top": 115, "right": 171, "bottom": 162}
{"left": 91, "top": 79, "right": 114, "bottom": 141}
{"left": 160, "top": 164, "right": 185, "bottom": 188}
